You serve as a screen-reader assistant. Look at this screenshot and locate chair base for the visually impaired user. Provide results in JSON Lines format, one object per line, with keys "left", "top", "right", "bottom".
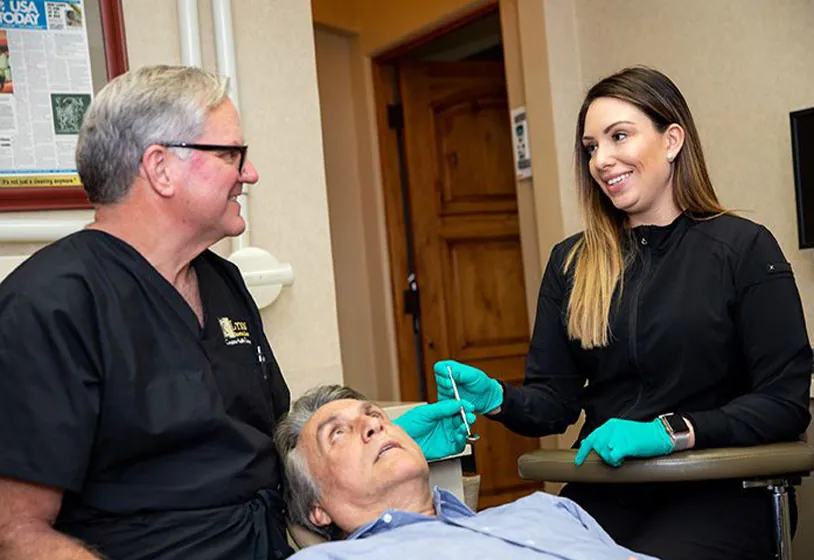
{"left": 744, "top": 478, "right": 795, "bottom": 560}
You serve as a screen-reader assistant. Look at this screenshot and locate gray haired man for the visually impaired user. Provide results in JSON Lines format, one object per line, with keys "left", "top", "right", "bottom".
{"left": 275, "top": 385, "right": 657, "bottom": 559}
{"left": 0, "top": 65, "right": 289, "bottom": 560}
{"left": 0, "top": 65, "right": 478, "bottom": 560}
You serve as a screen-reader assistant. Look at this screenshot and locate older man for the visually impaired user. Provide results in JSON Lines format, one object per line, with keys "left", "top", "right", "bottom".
{"left": 275, "top": 385, "right": 658, "bottom": 559}
{"left": 0, "top": 66, "right": 469, "bottom": 560}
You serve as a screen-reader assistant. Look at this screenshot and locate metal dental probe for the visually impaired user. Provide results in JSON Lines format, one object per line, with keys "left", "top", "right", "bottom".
{"left": 447, "top": 365, "right": 480, "bottom": 443}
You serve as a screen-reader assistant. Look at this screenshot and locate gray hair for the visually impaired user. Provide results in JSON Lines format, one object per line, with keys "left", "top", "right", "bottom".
{"left": 274, "top": 385, "right": 367, "bottom": 540}
{"left": 76, "top": 65, "right": 230, "bottom": 204}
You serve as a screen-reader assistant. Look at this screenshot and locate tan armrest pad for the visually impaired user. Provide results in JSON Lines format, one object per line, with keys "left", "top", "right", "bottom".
{"left": 518, "top": 441, "right": 814, "bottom": 484}
{"left": 287, "top": 522, "right": 328, "bottom": 550}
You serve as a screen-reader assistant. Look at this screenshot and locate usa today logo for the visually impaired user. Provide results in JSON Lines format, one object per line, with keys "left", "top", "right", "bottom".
{"left": 0, "top": 1, "right": 41, "bottom": 28}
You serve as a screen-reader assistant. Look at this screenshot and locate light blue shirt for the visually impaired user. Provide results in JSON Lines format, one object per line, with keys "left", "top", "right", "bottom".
{"left": 292, "top": 487, "right": 659, "bottom": 559}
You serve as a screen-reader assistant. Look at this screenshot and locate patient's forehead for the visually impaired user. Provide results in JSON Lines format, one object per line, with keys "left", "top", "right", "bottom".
{"left": 300, "top": 399, "right": 380, "bottom": 446}
{"left": 308, "top": 399, "right": 364, "bottom": 423}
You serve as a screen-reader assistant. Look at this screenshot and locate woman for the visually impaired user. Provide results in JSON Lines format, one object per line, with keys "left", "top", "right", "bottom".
{"left": 435, "top": 66, "right": 811, "bottom": 559}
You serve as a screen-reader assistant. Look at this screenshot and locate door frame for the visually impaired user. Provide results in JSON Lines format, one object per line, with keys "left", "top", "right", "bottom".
{"left": 370, "top": 2, "right": 505, "bottom": 402}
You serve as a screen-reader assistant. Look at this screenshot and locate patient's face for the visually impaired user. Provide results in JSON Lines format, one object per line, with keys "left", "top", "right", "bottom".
{"left": 299, "top": 399, "right": 429, "bottom": 527}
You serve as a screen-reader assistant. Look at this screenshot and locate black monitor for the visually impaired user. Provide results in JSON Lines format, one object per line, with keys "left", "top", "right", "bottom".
{"left": 791, "top": 107, "right": 814, "bottom": 249}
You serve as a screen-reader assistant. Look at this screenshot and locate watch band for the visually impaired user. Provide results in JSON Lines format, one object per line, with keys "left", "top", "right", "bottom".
{"left": 658, "top": 413, "right": 692, "bottom": 451}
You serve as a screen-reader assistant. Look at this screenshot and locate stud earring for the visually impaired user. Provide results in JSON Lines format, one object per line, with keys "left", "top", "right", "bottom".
{"left": 667, "top": 154, "right": 674, "bottom": 163}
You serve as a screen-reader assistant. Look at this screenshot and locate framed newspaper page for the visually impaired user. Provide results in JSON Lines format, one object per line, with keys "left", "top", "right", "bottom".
{"left": 0, "top": 0, "right": 127, "bottom": 211}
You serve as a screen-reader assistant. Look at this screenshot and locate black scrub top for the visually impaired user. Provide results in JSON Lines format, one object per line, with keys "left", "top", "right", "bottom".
{"left": 494, "top": 213, "right": 811, "bottom": 448}
{"left": 0, "top": 230, "right": 293, "bottom": 559}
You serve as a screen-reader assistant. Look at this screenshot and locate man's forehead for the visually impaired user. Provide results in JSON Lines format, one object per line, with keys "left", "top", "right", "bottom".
{"left": 200, "top": 99, "right": 243, "bottom": 139}
{"left": 307, "top": 399, "right": 370, "bottom": 427}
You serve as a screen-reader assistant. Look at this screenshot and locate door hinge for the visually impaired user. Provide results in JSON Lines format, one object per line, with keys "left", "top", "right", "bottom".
{"left": 387, "top": 104, "right": 404, "bottom": 131}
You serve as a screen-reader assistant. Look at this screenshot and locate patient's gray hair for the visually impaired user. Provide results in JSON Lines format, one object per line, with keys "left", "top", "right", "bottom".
{"left": 274, "top": 385, "right": 367, "bottom": 540}
{"left": 76, "top": 64, "right": 229, "bottom": 204}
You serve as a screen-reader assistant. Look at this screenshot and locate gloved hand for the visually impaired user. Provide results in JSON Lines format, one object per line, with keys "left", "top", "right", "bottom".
{"left": 433, "top": 360, "right": 503, "bottom": 415}
{"left": 574, "top": 418, "right": 674, "bottom": 467}
{"left": 393, "top": 399, "right": 476, "bottom": 461}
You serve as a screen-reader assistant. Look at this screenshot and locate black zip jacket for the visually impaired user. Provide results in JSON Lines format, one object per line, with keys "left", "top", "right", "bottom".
{"left": 494, "top": 213, "right": 812, "bottom": 449}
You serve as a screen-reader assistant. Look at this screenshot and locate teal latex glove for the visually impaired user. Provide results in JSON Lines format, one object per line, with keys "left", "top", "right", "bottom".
{"left": 393, "top": 399, "right": 476, "bottom": 461}
{"left": 574, "top": 418, "right": 674, "bottom": 467}
{"left": 433, "top": 360, "right": 503, "bottom": 415}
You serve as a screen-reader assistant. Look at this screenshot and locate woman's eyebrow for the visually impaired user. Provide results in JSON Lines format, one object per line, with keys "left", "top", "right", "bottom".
{"left": 583, "top": 120, "right": 636, "bottom": 141}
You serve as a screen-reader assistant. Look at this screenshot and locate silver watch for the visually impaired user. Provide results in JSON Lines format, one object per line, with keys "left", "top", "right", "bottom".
{"left": 658, "top": 413, "right": 692, "bottom": 451}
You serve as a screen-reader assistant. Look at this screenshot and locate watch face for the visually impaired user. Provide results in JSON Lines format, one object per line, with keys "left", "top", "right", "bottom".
{"left": 665, "top": 414, "right": 689, "bottom": 434}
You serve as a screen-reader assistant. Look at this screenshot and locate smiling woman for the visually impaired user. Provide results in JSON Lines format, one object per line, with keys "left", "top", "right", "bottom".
{"left": 581, "top": 96, "right": 684, "bottom": 226}
{"left": 567, "top": 66, "right": 726, "bottom": 349}
{"left": 0, "top": 0, "right": 127, "bottom": 211}
{"left": 435, "top": 66, "right": 812, "bottom": 560}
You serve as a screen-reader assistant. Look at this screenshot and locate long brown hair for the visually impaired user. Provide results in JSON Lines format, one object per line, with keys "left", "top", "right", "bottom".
{"left": 566, "top": 66, "right": 727, "bottom": 349}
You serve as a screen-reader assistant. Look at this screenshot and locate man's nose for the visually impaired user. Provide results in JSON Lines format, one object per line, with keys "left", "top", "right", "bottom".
{"left": 240, "top": 159, "right": 259, "bottom": 184}
{"left": 361, "top": 416, "right": 384, "bottom": 442}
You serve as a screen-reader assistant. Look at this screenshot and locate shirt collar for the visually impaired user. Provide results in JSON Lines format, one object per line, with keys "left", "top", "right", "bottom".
{"left": 629, "top": 211, "right": 692, "bottom": 252}
{"left": 347, "top": 487, "right": 474, "bottom": 540}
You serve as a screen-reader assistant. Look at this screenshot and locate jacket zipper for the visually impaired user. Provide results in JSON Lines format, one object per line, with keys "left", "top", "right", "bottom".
{"left": 629, "top": 238, "right": 652, "bottom": 391}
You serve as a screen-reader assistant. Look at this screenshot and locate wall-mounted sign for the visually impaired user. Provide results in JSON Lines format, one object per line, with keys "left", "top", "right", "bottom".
{"left": 510, "top": 106, "right": 532, "bottom": 180}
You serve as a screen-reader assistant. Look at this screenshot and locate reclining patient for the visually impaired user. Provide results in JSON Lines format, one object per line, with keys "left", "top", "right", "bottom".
{"left": 274, "top": 385, "right": 657, "bottom": 559}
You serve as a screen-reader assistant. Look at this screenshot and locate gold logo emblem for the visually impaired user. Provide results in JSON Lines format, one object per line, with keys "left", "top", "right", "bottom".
{"left": 218, "top": 317, "right": 251, "bottom": 346}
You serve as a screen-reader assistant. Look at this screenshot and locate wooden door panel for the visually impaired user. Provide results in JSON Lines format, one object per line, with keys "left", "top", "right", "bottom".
{"left": 475, "top": 415, "right": 544, "bottom": 504}
{"left": 434, "top": 96, "right": 517, "bottom": 212}
{"left": 399, "top": 61, "right": 541, "bottom": 507}
{"left": 437, "top": 213, "right": 520, "bottom": 238}
{"left": 445, "top": 237, "right": 530, "bottom": 352}
{"left": 457, "top": 355, "right": 525, "bottom": 397}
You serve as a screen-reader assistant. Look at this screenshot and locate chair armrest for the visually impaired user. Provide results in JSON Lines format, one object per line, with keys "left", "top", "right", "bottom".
{"left": 287, "top": 522, "right": 328, "bottom": 550}
{"left": 518, "top": 441, "right": 814, "bottom": 484}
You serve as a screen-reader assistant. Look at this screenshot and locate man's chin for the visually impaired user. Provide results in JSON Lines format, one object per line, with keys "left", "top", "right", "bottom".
{"left": 376, "top": 459, "right": 430, "bottom": 485}
{"left": 223, "top": 218, "right": 247, "bottom": 239}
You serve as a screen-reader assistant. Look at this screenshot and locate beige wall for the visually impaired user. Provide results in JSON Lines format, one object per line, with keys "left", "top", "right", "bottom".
{"left": 121, "top": 0, "right": 343, "bottom": 398}
{"left": 313, "top": 0, "right": 494, "bottom": 53}
{"left": 314, "top": 27, "right": 393, "bottom": 400}
{"left": 498, "top": 0, "right": 541, "bottom": 325}
{"left": 311, "top": 0, "right": 359, "bottom": 34}
{"left": 353, "top": 0, "right": 493, "bottom": 54}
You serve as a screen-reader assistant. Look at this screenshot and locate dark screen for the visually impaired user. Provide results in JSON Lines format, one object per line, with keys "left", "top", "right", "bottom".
{"left": 791, "top": 107, "right": 814, "bottom": 249}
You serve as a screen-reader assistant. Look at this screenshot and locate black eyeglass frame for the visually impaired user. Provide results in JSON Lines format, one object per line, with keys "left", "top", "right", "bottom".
{"left": 161, "top": 142, "right": 248, "bottom": 174}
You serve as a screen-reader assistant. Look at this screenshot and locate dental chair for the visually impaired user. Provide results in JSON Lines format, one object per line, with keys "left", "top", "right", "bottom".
{"left": 518, "top": 441, "right": 814, "bottom": 560}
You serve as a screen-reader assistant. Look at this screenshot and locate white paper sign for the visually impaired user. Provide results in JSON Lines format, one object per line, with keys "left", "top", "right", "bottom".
{"left": 510, "top": 106, "right": 532, "bottom": 180}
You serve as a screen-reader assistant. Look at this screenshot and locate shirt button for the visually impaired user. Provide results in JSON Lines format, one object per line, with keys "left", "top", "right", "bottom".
{"left": 640, "top": 237, "right": 648, "bottom": 246}
{"left": 481, "top": 526, "right": 491, "bottom": 532}
{"left": 382, "top": 513, "right": 392, "bottom": 523}
{"left": 525, "top": 540, "right": 536, "bottom": 546}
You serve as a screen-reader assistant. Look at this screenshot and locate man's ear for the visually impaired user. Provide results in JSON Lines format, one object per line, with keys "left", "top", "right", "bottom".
{"left": 140, "top": 144, "right": 175, "bottom": 199}
{"left": 663, "top": 123, "right": 685, "bottom": 162}
{"left": 308, "top": 503, "right": 333, "bottom": 529}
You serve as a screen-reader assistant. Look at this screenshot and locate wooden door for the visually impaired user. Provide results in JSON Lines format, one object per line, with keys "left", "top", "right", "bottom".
{"left": 398, "top": 61, "right": 543, "bottom": 508}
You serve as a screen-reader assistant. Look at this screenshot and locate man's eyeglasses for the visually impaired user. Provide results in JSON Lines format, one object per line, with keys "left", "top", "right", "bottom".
{"left": 161, "top": 142, "right": 248, "bottom": 175}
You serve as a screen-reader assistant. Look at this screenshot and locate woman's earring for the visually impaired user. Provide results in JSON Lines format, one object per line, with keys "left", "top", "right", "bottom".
{"left": 667, "top": 154, "right": 674, "bottom": 163}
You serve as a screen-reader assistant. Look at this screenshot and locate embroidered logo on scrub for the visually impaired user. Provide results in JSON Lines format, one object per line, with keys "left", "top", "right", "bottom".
{"left": 218, "top": 317, "right": 252, "bottom": 346}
